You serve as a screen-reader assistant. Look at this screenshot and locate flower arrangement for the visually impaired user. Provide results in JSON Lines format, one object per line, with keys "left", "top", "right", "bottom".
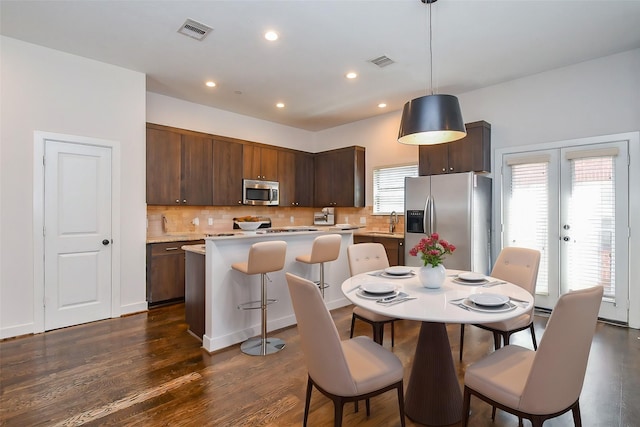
{"left": 409, "top": 233, "right": 456, "bottom": 267}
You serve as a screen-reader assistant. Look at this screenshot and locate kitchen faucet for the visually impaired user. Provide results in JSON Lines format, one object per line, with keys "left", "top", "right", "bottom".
{"left": 389, "top": 211, "right": 398, "bottom": 233}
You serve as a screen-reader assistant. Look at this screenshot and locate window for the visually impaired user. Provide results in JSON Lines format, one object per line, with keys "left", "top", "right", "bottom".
{"left": 373, "top": 164, "right": 418, "bottom": 214}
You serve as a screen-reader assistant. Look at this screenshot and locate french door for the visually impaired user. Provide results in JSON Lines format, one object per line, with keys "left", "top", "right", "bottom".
{"left": 501, "top": 139, "right": 629, "bottom": 322}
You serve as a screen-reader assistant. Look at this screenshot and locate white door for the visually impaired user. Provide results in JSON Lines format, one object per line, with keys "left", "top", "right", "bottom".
{"left": 501, "top": 140, "right": 629, "bottom": 323}
{"left": 44, "top": 140, "right": 112, "bottom": 330}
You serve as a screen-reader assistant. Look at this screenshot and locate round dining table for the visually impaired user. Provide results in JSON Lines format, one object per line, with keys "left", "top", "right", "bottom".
{"left": 341, "top": 269, "right": 534, "bottom": 426}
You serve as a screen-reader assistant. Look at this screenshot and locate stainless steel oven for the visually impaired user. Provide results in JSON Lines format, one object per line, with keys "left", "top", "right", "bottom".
{"left": 242, "top": 179, "right": 279, "bottom": 206}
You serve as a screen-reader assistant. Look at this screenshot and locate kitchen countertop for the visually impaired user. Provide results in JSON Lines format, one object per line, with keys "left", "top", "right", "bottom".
{"left": 353, "top": 230, "right": 405, "bottom": 240}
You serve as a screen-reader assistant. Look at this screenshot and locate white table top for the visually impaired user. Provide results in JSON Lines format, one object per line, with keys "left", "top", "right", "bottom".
{"left": 341, "top": 269, "right": 534, "bottom": 324}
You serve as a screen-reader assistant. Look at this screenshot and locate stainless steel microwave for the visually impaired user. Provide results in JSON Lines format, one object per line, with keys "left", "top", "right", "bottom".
{"left": 242, "top": 179, "right": 279, "bottom": 206}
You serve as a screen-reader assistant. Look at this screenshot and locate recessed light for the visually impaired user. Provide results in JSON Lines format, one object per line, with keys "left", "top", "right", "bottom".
{"left": 205, "top": 81, "right": 216, "bottom": 87}
{"left": 378, "top": 103, "right": 387, "bottom": 108}
{"left": 276, "top": 102, "right": 285, "bottom": 108}
{"left": 345, "top": 72, "right": 358, "bottom": 79}
{"left": 265, "top": 31, "right": 278, "bottom": 41}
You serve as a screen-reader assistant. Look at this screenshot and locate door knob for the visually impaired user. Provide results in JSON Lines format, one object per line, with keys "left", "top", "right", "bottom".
{"left": 563, "top": 236, "right": 570, "bottom": 242}
{"left": 102, "top": 239, "right": 110, "bottom": 245}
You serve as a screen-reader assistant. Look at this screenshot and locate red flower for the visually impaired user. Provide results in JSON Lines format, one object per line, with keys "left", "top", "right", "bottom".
{"left": 409, "top": 234, "right": 455, "bottom": 267}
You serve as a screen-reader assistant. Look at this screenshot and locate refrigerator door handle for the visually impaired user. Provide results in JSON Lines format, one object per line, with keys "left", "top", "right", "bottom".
{"left": 424, "top": 196, "right": 430, "bottom": 235}
{"left": 429, "top": 195, "right": 435, "bottom": 235}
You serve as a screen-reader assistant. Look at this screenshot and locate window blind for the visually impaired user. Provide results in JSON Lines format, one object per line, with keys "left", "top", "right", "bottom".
{"left": 566, "top": 156, "right": 616, "bottom": 298}
{"left": 506, "top": 162, "right": 549, "bottom": 295}
{"left": 373, "top": 164, "right": 418, "bottom": 214}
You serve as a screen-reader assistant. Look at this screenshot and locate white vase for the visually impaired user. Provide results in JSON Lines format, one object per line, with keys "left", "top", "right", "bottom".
{"left": 419, "top": 264, "right": 446, "bottom": 289}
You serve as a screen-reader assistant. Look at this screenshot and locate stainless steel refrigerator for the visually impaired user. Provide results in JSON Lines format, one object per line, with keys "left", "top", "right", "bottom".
{"left": 404, "top": 172, "right": 492, "bottom": 273}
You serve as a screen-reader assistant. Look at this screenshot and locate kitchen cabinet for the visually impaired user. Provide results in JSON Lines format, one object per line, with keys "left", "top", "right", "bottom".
{"left": 243, "top": 145, "right": 278, "bottom": 181}
{"left": 353, "top": 235, "right": 405, "bottom": 266}
{"left": 185, "top": 249, "right": 205, "bottom": 339}
{"left": 278, "top": 150, "right": 314, "bottom": 207}
{"left": 418, "top": 120, "right": 491, "bottom": 176}
{"left": 146, "top": 240, "right": 203, "bottom": 306}
{"left": 213, "top": 138, "right": 244, "bottom": 205}
{"left": 146, "top": 126, "right": 213, "bottom": 205}
{"left": 314, "top": 146, "right": 365, "bottom": 207}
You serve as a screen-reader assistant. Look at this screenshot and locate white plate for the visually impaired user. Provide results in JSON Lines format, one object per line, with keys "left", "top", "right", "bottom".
{"left": 468, "top": 293, "right": 510, "bottom": 306}
{"left": 360, "top": 282, "right": 396, "bottom": 294}
{"left": 462, "top": 299, "right": 516, "bottom": 313}
{"left": 458, "top": 272, "right": 486, "bottom": 282}
{"left": 384, "top": 266, "right": 413, "bottom": 276}
{"left": 380, "top": 272, "right": 414, "bottom": 279}
{"left": 453, "top": 277, "right": 489, "bottom": 286}
{"left": 357, "top": 289, "right": 399, "bottom": 300}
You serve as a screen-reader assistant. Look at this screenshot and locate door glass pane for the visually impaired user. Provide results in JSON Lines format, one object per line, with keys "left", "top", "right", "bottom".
{"left": 566, "top": 156, "right": 615, "bottom": 298}
{"left": 506, "top": 162, "right": 549, "bottom": 294}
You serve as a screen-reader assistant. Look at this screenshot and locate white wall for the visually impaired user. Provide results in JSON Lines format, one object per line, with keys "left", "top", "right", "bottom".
{"left": 0, "top": 37, "right": 147, "bottom": 338}
{"left": 146, "top": 93, "right": 316, "bottom": 152}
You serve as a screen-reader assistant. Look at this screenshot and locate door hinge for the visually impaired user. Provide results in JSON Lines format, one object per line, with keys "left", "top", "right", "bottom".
{"left": 43, "top": 226, "right": 46, "bottom": 237}
{"left": 43, "top": 156, "right": 46, "bottom": 166}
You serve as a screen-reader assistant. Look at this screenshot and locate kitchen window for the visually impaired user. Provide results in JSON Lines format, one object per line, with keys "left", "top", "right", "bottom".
{"left": 373, "top": 164, "right": 418, "bottom": 214}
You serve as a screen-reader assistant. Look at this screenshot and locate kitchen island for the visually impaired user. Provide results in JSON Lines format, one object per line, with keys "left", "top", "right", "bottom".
{"left": 191, "top": 230, "right": 353, "bottom": 353}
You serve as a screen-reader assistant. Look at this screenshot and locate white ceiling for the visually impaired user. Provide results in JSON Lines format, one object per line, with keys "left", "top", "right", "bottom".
{"left": 2, "top": 0, "right": 640, "bottom": 131}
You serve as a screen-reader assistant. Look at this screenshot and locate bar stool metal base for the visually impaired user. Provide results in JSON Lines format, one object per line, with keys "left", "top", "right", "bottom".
{"left": 240, "top": 337, "right": 286, "bottom": 356}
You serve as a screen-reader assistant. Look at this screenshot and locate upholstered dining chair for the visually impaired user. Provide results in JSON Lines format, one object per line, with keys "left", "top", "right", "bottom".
{"left": 347, "top": 243, "right": 397, "bottom": 346}
{"left": 285, "top": 272, "right": 406, "bottom": 427}
{"left": 462, "top": 285, "right": 603, "bottom": 427}
{"left": 459, "top": 247, "right": 541, "bottom": 360}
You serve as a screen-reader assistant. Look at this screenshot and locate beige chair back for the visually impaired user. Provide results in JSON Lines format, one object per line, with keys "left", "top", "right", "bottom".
{"left": 241, "top": 241, "right": 287, "bottom": 275}
{"left": 519, "top": 285, "right": 603, "bottom": 414}
{"left": 347, "top": 243, "right": 390, "bottom": 276}
{"left": 306, "top": 234, "right": 342, "bottom": 264}
{"left": 285, "top": 272, "right": 358, "bottom": 396}
{"left": 491, "top": 247, "right": 540, "bottom": 294}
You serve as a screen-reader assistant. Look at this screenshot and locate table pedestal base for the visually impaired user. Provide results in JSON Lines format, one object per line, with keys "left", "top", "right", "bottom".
{"left": 405, "top": 322, "right": 463, "bottom": 426}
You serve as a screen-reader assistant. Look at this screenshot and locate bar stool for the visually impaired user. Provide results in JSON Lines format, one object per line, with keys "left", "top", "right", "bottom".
{"left": 295, "top": 234, "right": 341, "bottom": 298}
{"left": 232, "top": 240, "right": 287, "bottom": 356}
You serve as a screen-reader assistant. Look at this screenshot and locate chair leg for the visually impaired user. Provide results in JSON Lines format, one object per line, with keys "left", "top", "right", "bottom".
{"left": 365, "top": 398, "right": 370, "bottom": 416}
{"left": 350, "top": 314, "right": 356, "bottom": 339}
{"left": 459, "top": 324, "right": 465, "bottom": 360}
{"left": 572, "top": 400, "right": 582, "bottom": 427}
{"left": 304, "top": 377, "right": 313, "bottom": 427}
{"left": 390, "top": 320, "right": 395, "bottom": 347}
{"left": 530, "top": 322, "right": 538, "bottom": 350}
{"left": 397, "top": 382, "right": 406, "bottom": 427}
{"left": 493, "top": 331, "right": 502, "bottom": 351}
{"left": 491, "top": 406, "right": 496, "bottom": 420}
{"left": 333, "top": 397, "right": 344, "bottom": 427}
{"left": 319, "top": 262, "right": 326, "bottom": 298}
{"left": 372, "top": 322, "right": 384, "bottom": 345}
{"left": 462, "top": 386, "right": 472, "bottom": 427}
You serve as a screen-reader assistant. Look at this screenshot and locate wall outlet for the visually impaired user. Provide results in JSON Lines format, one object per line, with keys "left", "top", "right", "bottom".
{"left": 345, "top": 215, "right": 348, "bottom": 223}
{"left": 360, "top": 216, "right": 366, "bottom": 225}
{"left": 192, "top": 217, "right": 200, "bottom": 226}
{"left": 290, "top": 216, "right": 295, "bottom": 224}
{"left": 208, "top": 217, "right": 214, "bottom": 226}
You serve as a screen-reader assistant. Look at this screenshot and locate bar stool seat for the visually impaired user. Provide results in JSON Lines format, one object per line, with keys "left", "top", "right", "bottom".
{"left": 295, "top": 234, "right": 341, "bottom": 298}
{"left": 232, "top": 240, "right": 287, "bottom": 356}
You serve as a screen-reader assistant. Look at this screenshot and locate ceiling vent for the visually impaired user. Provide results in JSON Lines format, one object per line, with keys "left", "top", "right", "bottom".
{"left": 177, "top": 19, "right": 213, "bottom": 41}
{"left": 369, "top": 55, "right": 395, "bottom": 68}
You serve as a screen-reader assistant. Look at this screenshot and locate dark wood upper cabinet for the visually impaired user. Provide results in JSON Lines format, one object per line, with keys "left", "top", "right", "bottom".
{"left": 278, "top": 150, "right": 314, "bottom": 207}
{"left": 146, "top": 127, "right": 213, "bottom": 206}
{"left": 418, "top": 120, "right": 491, "bottom": 176}
{"left": 212, "top": 138, "right": 244, "bottom": 206}
{"left": 243, "top": 145, "right": 278, "bottom": 181}
{"left": 314, "top": 146, "right": 365, "bottom": 207}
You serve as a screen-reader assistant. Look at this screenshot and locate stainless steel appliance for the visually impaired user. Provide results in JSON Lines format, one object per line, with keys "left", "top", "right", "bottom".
{"left": 242, "top": 179, "right": 279, "bottom": 206}
{"left": 404, "top": 172, "right": 492, "bottom": 273}
{"left": 313, "top": 207, "right": 335, "bottom": 226}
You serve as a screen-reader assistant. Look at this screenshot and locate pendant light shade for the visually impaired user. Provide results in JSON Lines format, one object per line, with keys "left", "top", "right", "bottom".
{"left": 398, "top": 0, "right": 466, "bottom": 145}
{"left": 398, "top": 94, "right": 466, "bottom": 145}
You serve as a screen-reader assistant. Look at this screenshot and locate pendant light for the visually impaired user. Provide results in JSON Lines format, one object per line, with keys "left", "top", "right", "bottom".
{"left": 398, "top": 0, "right": 466, "bottom": 145}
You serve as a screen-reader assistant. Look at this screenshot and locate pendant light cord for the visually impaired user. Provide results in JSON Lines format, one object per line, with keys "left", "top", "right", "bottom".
{"left": 429, "top": 0, "right": 433, "bottom": 95}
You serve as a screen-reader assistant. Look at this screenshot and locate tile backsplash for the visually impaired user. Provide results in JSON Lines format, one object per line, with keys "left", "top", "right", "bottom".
{"left": 146, "top": 205, "right": 404, "bottom": 237}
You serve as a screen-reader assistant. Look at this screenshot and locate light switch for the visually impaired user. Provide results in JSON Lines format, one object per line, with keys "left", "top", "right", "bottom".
{"left": 208, "top": 217, "right": 214, "bottom": 226}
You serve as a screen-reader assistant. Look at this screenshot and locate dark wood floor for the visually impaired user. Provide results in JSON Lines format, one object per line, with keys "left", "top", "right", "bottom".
{"left": 1, "top": 303, "right": 638, "bottom": 426}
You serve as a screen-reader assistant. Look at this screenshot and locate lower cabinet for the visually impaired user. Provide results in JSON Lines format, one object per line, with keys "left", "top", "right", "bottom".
{"left": 185, "top": 250, "right": 206, "bottom": 339}
{"left": 353, "top": 235, "right": 405, "bottom": 266}
{"left": 146, "top": 240, "right": 203, "bottom": 306}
